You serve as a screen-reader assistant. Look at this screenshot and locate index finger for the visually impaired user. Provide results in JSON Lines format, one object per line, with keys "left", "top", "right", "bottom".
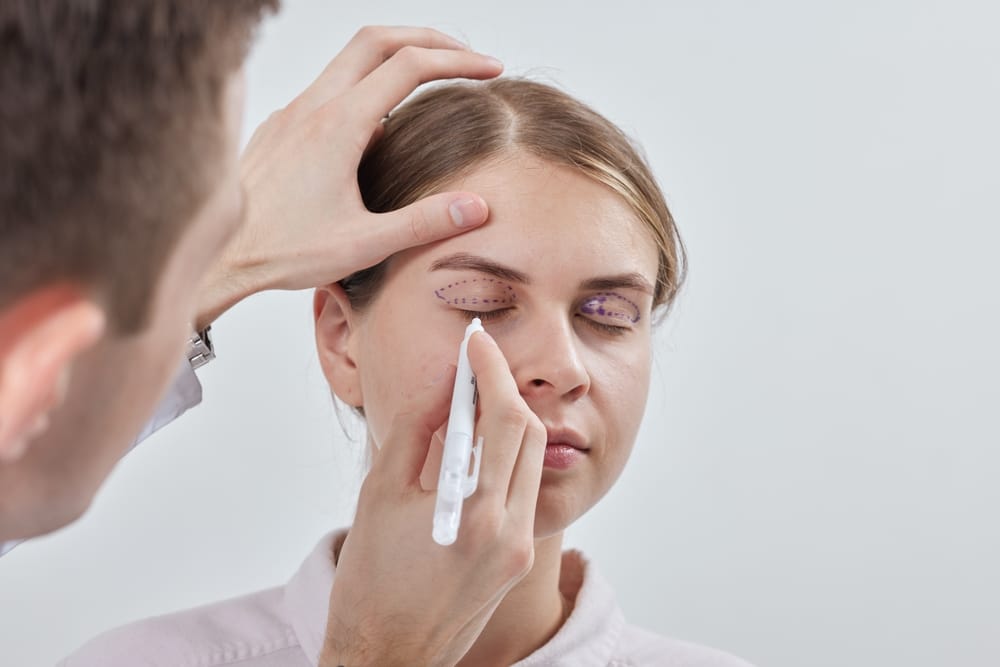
{"left": 346, "top": 46, "right": 503, "bottom": 127}
{"left": 466, "top": 331, "right": 533, "bottom": 501}
{"left": 297, "top": 26, "right": 473, "bottom": 116}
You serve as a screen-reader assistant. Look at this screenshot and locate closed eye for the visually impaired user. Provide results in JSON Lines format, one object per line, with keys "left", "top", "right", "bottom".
{"left": 577, "top": 314, "right": 630, "bottom": 336}
{"left": 458, "top": 308, "right": 514, "bottom": 323}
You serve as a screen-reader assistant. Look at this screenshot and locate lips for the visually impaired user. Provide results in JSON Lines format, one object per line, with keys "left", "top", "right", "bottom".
{"left": 544, "top": 427, "right": 589, "bottom": 452}
{"left": 543, "top": 427, "right": 589, "bottom": 469}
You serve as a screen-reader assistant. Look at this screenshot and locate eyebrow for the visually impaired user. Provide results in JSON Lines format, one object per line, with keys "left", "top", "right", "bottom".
{"left": 430, "top": 252, "right": 654, "bottom": 295}
{"left": 430, "top": 253, "right": 530, "bottom": 284}
{"left": 580, "top": 273, "right": 654, "bottom": 295}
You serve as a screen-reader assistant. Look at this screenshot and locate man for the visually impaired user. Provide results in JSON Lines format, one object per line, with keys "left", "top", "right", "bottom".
{"left": 1, "top": 3, "right": 544, "bottom": 665}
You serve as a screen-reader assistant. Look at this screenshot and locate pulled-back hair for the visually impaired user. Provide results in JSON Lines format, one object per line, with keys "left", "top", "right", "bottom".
{"left": 0, "top": 0, "right": 278, "bottom": 333}
{"left": 343, "top": 78, "right": 685, "bottom": 315}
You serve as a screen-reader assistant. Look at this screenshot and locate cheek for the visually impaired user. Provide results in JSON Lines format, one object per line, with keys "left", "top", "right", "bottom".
{"left": 357, "top": 309, "right": 462, "bottom": 448}
{"left": 592, "top": 339, "right": 652, "bottom": 464}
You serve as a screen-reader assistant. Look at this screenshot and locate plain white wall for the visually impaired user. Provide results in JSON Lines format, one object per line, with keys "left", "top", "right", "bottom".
{"left": 2, "top": 1, "right": 999, "bottom": 665}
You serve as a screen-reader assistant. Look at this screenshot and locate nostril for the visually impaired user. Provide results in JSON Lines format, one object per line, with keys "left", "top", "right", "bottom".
{"left": 531, "top": 378, "right": 546, "bottom": 387}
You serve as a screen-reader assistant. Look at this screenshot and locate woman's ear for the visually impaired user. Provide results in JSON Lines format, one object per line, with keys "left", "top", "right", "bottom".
{"left": 313, "top": 284, "right": 364, "bottom": 408}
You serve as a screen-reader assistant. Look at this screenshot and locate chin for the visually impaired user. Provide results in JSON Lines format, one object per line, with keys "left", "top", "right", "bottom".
{"left": 531, "top": 487, "right": 588, "bottom": 540}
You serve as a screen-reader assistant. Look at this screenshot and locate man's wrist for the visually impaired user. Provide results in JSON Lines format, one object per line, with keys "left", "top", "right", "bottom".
{"left": 194, "top": 248, "right": 265, "bottom": 331}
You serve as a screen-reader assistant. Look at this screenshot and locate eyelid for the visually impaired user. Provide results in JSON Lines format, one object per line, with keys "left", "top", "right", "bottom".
{"left": 458, "top": 307, "right": 513, "bottom": 324}
{"left": 581, "top": 317, "right": 629, "bottom": 336}
{"left": 434, "top": 277, "right": 517, "bottom": 307}
{"left": 578, "top": 292, "right": 641, "bottom": 325}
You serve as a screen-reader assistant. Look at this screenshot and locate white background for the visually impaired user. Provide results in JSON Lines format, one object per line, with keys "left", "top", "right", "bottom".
{"left": 3, "top": 1, "right": 999, "bottom": 665}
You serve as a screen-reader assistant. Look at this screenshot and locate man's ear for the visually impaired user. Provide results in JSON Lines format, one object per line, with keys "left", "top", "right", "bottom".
{"left": 313, "top": 284, "right": 364, "bottom": 408}
{"left": 0, "top": 287, "right": 106, "bottom": 462}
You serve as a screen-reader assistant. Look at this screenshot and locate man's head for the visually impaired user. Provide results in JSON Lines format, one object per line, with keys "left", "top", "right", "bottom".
{"left": 0, "top": 0, "right": 277, "bottom": 541}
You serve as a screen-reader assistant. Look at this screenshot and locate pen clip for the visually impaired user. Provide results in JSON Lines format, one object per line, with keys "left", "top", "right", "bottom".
{"left": 463, "top": 435, "right": 484, "bottom": 498}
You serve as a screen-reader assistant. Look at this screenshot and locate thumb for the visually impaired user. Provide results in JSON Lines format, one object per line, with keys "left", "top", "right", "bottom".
{"left": 371, "top": 192, "right": 489, "bottom": 260}
{"left": 374, "top": 364, "right": 457, "bottom": 488}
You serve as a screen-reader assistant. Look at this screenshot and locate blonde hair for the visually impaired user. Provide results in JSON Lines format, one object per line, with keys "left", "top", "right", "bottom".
{"left": 343, "top": 78, "right": 685, "bottom": 313}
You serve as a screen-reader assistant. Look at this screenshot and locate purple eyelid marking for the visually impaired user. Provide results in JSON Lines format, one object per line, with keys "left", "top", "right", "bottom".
{"left": 434, "top": 278, "right": 517, "bottom": 306}
{"left": 580, "top": 292, "right": 640, "bottom": 324}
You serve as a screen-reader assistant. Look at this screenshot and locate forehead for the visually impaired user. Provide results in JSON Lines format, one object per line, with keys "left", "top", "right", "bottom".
{"left": 400, "top": 155, "right": 660, "bottom": 285}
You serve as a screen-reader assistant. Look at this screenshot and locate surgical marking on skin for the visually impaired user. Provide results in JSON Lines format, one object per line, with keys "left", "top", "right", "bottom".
{"left": 435, "top": 278, "right": 517, "bottom": 306}
{"left": 580, "top": 292, "right": 640, "bottom": 323}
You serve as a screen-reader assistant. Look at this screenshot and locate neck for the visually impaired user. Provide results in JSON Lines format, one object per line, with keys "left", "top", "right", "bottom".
{"left": 456, "top": 531, "right": 570, "bottom": 667}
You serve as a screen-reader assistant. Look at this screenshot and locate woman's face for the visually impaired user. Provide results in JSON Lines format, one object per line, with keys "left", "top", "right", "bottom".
{"left": 319, "top": 154, "right": 660, "bottom": 538}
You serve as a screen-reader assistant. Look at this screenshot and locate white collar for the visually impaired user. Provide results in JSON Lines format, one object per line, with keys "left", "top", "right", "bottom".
{"left": 281, "top": 529, "right": 626, "bottom": 666}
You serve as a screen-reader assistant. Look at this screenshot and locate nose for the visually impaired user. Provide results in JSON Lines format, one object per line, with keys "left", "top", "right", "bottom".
{"left": 509, "top": 315, "right": 590, "bottom": 403}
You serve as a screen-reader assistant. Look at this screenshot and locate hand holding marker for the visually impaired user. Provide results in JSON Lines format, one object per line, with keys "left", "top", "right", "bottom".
{"left": 433, "top": 318, "right": 485, "bottom": 545}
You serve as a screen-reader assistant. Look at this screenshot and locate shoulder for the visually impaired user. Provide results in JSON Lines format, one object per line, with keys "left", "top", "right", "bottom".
{"left": 614, "top": 624, "right": 756, "bottom": 667}
{"left": 58, "top": 586, "right": 309, "bottom": 667}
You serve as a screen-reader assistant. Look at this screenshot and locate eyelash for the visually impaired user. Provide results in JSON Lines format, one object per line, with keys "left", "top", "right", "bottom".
{"left": 581, "top": 317, "right": 629, "bottom": 336}
{"left": 458, "top": 308, "right": 630, "bottom": 336}
{"left": 458, "top": 308, "right": 513, "bottom": 323}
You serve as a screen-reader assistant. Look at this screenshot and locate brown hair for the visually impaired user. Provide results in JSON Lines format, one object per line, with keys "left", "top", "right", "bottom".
{"left": 343, "top": 78, "right": 685, "bottom": 316}
{"left": 0, "top": 0, "right": 278, "bottom": 333}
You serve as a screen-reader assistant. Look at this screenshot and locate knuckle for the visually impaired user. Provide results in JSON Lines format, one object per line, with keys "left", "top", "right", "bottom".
{"left": 392, "top": 44, "right": 424, "bottom": 69}
{"left": 461, "top": 505, "right": 505, "bottom": 542}
{"left": 503, "top": 538, "right": 535, "bottom": 580}
{"left": 406, "top": 206, "right": 431, "bottom": 244}
{"left": 266, "top": 107, "right": 287, "bottom": 127}
{"left": 525, "top": 414, "right": 547, "bottom": 445}
{"left": 496, "top": 403, "right": 529, "bottom": 432}
{"left": 354, "top": 25, "right": 382, "bottom": 47}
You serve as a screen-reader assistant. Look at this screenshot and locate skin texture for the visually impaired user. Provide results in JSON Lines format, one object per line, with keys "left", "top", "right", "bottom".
{"left": 315, "top": 152, "right": 661, "bottom": 665}
{"left": 355, "top": 154, "right": 656, "bottom": 536}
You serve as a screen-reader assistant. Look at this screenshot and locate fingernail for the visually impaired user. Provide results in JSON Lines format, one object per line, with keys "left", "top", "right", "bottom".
{"left": 484, "top": 56, "right": 504, "bottom": 70}
{"left": 449, "top": 197, "right": 487, "bottom": 228}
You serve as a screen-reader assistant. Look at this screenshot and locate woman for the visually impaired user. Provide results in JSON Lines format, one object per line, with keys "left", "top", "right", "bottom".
{"left": 62, "top": 79, "right": 753, "bottom": 666}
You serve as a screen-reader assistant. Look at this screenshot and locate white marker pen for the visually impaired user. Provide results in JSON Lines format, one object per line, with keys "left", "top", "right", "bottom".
{"left": 432, "top": 317, "right": 485, "bottom": 546}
